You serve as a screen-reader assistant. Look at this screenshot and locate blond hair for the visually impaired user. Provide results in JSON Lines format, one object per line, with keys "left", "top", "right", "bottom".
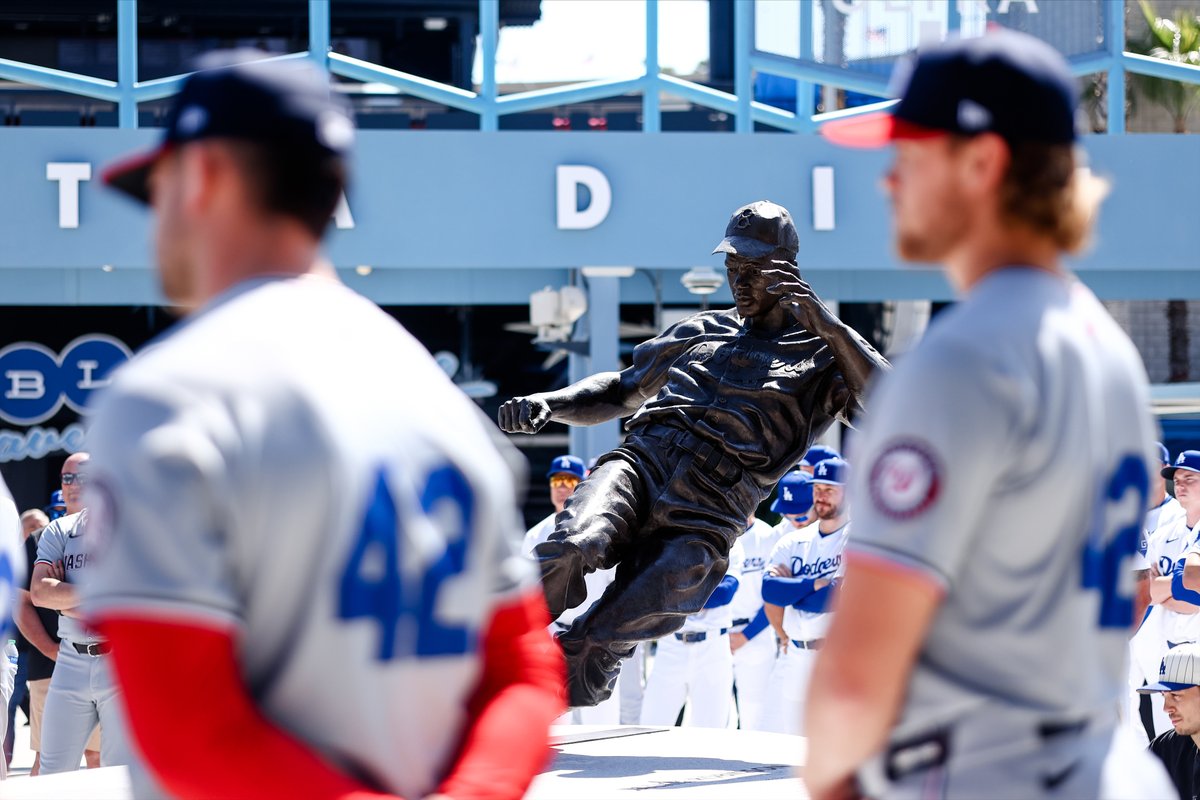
{"left": 998, "top": 142, "right": 1109, "bottom": 255}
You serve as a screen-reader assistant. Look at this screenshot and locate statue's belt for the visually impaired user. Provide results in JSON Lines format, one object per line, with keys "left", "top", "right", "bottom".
{"left": 633, "top": 424, "right": 743, "bottom": 485}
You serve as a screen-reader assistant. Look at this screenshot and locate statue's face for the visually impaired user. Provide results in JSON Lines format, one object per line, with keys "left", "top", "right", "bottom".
{"left": 725, "top": 254, "right": 783, "bottom": 319}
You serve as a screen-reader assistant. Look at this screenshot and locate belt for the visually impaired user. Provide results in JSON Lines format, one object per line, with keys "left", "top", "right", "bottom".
{"left": 732, "top": 618, "right": 751, "bottom": 628}
{"left": 636, "top": 425, "right": 743, "bottom": 485}
{"left": 791, "top": 638, "right": 824, "bottom": 651}
{"left": 675, "top": 628, "right": 728, "bottom": 643}
{"left": 71, "top": 641, "right": 111, "bottom": 657}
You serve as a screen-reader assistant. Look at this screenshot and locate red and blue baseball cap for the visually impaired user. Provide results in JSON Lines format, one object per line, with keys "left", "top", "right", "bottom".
{"left": 546, "top": 455, "right": 586, "bottom": 481}
{"left": 104, "top": 50, "right": 354, "bottom": 204}
{"left": 1139, "top": 643, "right": 1200, "bottom": 693}
{"left": 811, "top": 457, "right": 849, "bottom": 486}
{"left": 771, "top": 470, "right": 814, "bottom": 515}
{"left": 822, "top": 29, "right": 1077, "bottom": 149}
{"left": 1163, "top": 451, "right": 1200, "bottom": 481}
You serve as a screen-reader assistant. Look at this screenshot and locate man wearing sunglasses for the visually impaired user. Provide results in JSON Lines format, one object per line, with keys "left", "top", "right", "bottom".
{"left": 29, "top": 452, "right": 127, "bottom": 773}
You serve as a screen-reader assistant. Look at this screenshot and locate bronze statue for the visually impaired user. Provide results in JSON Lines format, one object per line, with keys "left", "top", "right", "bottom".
{"left": 498, "top": 201, "right": 889, "bottom": 707}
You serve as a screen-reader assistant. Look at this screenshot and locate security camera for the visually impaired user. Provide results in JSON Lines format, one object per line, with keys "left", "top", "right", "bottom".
{"left": 680, "top": 267, "right": 725, "bottom": 296}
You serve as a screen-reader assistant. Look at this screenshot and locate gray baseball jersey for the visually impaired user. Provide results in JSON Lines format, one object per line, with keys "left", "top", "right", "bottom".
{"left": 80, "top": 276, "right": 536, "bottom": 798}
{"left": 0, "top": 476, "right": 20, "bottom": 637}
{"left": 848, "top": 270, "right": 1155, "bottom": 756}
{"left": 35, "top": 511, "right": 102, "bottom": 645}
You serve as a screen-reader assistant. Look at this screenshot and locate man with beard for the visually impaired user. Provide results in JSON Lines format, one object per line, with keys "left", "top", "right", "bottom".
{"left": 759, "top": 457, "right": 849, "bottom": 735}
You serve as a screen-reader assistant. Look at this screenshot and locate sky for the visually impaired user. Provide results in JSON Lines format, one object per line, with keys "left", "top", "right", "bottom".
{"left": 474, "top": 0, "right": 710, "bottom": 86}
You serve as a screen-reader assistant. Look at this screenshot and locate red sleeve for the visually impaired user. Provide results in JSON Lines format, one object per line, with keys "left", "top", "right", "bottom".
{"left": 435, "top": 588, "right": 566, "bottom": 800}
{"left": 98, "top": 617, "right": 390, "bottom": 799}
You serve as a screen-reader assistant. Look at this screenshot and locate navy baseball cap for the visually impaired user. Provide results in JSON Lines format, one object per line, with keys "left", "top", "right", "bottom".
{"left": 1158, "top": 442, "right": 1171, "bottom": 465}
{"left": 546, "top": 455, "right": 586, "bottom": 481}
{"left": 712, "top": 201, "right": 800, "bottom": 260}
{"left": 1163, "top": 451, "right": 1200, "bottom": 481}
{"left": 800, "top": 445, "right": 841, "bottom": 469}
{"left": 45, "top": 490, "right": 65, "bottom": 511}
{"left": 811, "top": 457, "right": 849, "bottom": 486}
{"left": 822, "top": 29, "right": 1077, "bottom": 149}
{"left": 1139, "top": 643, "right": 1200, "bottom": 693}
{"left": 771, "top": 470, "right": 814, "bottom": 515}
{"left": 104, "top": 51, "right": 354, "bottom": 204}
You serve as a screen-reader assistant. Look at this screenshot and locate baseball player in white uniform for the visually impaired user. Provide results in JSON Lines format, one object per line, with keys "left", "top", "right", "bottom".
{"left": 729, "top": 514, "right": 789, "bottom": 731}
{"left": 0, "top": 474, "right": 22, "bottom": 781}
{"left": 524, "top": 455, "right": 623, "bottom": 724}
{"left": 81, "top": 55, "right": 562, "bottom": 799}
{"left": 1158, "top": 453, "right": 1200, "bottom": 638}
{"left": 28, "top": 452, "right": 126, "bottom": 773}
{"left": 1129, "top": 444, "right": 1192, "bottom": 741}
{"left": 641, "top": 537, "right": 744, "bottom": 729}
{"left": 760, "top": 458, "right": 849, "bottom": 736}
{"left": 810, "top": 30, "right": 1172, "bottom": 800}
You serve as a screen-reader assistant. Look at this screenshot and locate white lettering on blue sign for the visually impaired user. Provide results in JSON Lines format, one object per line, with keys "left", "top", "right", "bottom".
{"left": 46, "top": 162, "right": 92, "bottom": 229}
{"left": 556, "top": 165, "right": 612, "bottom": 230}
{"left": 0, "top": 335, "right": 132, "bottom": 425}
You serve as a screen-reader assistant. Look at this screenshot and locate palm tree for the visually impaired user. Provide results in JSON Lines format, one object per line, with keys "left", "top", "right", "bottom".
{"left": 1131, "top": 0, "right": 1200, "bottom": 133}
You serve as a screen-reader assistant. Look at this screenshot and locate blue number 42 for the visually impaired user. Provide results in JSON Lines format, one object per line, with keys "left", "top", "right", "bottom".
{"left": 1081, "top": 454, "right": 1148, "bottom": 629}
{"left": 337, "top": 464, "right": 476, "bottom": 660}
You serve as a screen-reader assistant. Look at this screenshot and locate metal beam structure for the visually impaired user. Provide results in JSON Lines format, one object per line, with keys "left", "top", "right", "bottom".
{"left": 0, "top": 1, "right": 1192, "bottom": 134}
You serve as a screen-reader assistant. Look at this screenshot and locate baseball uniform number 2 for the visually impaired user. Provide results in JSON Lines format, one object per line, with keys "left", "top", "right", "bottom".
{"left": 338, "top": 463, "right": 476, "bottom": 661}
{"left": 1081, "top": 454, "right": 1149, "bottom": 630}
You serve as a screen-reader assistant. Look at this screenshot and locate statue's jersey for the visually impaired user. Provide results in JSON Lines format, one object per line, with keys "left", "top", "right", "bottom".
{"left": 624, "top": 309, "right": 855, "bottom": 486}
{"left": 848, "top": 269, "right": 1156, "bottom": 744}
{"left": 81, "top": 275, "right": 535, "bottom": 799}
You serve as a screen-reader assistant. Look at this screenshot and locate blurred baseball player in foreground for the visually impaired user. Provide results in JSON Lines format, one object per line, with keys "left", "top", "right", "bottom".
{"left": 810, "top": 30, "right": 1171, "bottom": 799}
{"left": 86, "top": 53, "right": 562, "bottom": 799}
{"left": 0, "top": 474, "right": 24, "bottom": 780}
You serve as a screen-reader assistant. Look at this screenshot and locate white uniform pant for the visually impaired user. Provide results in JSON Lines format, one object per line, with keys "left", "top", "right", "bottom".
{"left": 759, "top": 643, "right": 817, "bottom": 736}
{"left": 0, "top": 649, "right": 13, "bottom": 779}
{"left": 641, "top": 632, "right": 733, "bottom": 729}
{"left": 39, "top": 645, "right": 130, "bottom": 774}
{"left": 1126, "top": 610, "right": 1171, "bottom": 742}
{"left": 732, "top": 630, "right": 776, "bottom": 731}
{"left": 618, "top": 642, "right": 645, "bottom": 725}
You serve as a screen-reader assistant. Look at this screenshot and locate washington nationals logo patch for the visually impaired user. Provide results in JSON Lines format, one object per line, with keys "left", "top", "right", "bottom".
{"left": 869, "top": 440, "right": 940, "bottom": 520}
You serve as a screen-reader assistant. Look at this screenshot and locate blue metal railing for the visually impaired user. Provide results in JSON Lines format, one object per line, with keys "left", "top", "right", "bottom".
{"left": 0, "top": 0, "right": 1198, "bottom": 133}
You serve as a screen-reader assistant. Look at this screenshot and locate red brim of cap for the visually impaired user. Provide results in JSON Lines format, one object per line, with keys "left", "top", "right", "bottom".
{"left": 101, "top": 144, "right": 173, "bottom": 204}
{"left": 821, "top": 112, "right": 945, "bottom": 149}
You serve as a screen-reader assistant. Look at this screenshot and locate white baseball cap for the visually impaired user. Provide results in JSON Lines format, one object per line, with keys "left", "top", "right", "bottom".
{"left": 1139, "top": 643, "right": 1200, "bottom": 693}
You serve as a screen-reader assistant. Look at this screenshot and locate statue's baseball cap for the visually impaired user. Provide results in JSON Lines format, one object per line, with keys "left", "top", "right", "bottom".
{"left": 822, "top": 29, "right": 1077, "bottom": 149}
{"left": 1139, "top": 643, "right": 1200, "bottom": 693}
{"left": 103, "top": 51, "right": 354, "bottom": 204}
{"left": 712, "top": 201, "right": 800, "bottom": 259}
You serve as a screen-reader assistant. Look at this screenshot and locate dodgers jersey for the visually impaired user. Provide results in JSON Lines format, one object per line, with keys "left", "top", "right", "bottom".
{"left": 1134, "top": 496, "right": 1185, "bottom": 571}
{"left": 35, "top": 511, "right": 102, "bottom": 645}
{"left": 767, "top": 520, "right": 848, "bottom": 641}
{"left": 0, "top": 476, "right": 22, "bottom": 636}
{"left": 728, "top": 517, "right": 785, "bottom": 627}
{"left": 81, "top": 275, "right": 536, "bottom": 799}
{"left": 848, "top": 269, "right": 1156, "bottom": 740}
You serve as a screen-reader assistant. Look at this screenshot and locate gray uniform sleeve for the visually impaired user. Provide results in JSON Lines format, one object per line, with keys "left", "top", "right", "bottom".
{"left": 848, "top": 342, "right": 1023, "bottom": 589}
{"left": 81, "top": 385, "right": 242, "bottom": 629}
{"left": 35, "top": 519, "right": 67, "bottom": 566}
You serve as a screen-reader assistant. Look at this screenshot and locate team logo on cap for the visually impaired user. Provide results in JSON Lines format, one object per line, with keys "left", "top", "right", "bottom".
{"left": 176, "top": 105, "right": 208, "bottom": 136}
{"left": 956, "top": 99, "right": 992, "bottom": 132}
{"left": 869, "top": 440, "right": 940, "bottom": 520}
{"left": 782, "top": 487, "right": 794, "bottom": 502}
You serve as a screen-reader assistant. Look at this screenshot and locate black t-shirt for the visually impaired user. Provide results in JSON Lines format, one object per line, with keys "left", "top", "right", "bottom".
{"left": 19, "top": 532, "right": 59, "bottom": 682}
{"left": 1150, "top": 729, "right": 1200, "bottom": 800}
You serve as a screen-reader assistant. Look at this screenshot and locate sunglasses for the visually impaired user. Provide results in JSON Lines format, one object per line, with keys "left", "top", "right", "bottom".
{"left": 61, "top": 472, "right": 89, "bottom": 486}
{"left": 549, "top": 475, "right": 580, "bottom": 489}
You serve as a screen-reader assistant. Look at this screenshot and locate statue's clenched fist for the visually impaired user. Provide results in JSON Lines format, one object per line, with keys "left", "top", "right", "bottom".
{"left": 498, "top": 395, "right": 552, "bottom": 434}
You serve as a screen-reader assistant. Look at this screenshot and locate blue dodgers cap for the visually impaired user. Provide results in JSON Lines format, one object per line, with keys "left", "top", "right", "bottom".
{"left": 800, "top": 445, "right": 841, "bottom": 469}
{"left": 45, "top": 490, "right": 65, "bottom": 511}
{"left": 1158, "top": 442, "right": 1171, "bottom": 465}
{"left": 546, "top": 455, "right": 586, "bottom": 480}
{"left": 771, "top": 470, "right": 814, "bottom": 515}
{"left": 822, "top": 29, "right": 1077, "bottom": 149}
{"left": 811, "top": 457, "right": 849, "bottom": 486}
{"left": 103, "top": 50, "right": 354, "bottom": 204}
{"left": 1139, "top": 643, "right": 1200, "bottom": 693}
{"left": 1164, "top": 451, "right": 1200, "bottom": 481}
